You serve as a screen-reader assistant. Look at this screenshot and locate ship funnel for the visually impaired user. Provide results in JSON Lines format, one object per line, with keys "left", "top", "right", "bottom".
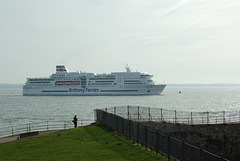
{"left": 56, "top": 65, "right": 69, "bottom": 73}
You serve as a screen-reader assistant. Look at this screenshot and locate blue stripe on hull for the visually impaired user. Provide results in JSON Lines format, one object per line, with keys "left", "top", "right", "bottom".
{"left": 42, "top": 90, "right": 68, "bottom": 93}
{"left": 100, "top": 90, "right": 138, "bottom": 92}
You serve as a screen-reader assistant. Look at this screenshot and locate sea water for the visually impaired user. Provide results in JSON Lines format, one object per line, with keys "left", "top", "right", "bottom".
{"left": 0, "top": 86, "right": 240, "bottom": 128}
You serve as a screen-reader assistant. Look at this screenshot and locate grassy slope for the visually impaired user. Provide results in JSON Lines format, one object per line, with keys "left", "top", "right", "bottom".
{"left": 0, "top": 124, "right": 167, "bottom": 161}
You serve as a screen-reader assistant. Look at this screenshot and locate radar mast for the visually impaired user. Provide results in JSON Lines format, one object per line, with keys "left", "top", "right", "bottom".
{"left": 125, "top": 64, "right": 131, "bottom": 73}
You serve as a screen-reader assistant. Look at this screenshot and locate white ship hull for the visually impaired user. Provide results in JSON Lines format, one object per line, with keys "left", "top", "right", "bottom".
{"left": 23, "top": 85, "right": 166, "bottom": 96}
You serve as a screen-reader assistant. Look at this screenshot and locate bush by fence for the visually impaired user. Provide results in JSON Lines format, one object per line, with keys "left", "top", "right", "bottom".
{"left": 95, "top": 109, "right": 235, "bottom": 161}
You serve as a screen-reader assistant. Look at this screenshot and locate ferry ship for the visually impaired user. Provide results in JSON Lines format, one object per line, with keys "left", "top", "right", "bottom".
{"left": 23, "top": 65, "right": 166, "bottom": 96}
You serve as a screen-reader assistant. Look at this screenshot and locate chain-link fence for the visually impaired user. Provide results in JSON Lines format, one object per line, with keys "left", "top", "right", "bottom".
{"left": 95, "top": 109, "right": 236, "bottom": 161}
{"left": 103, "top": 106, "right": 240, "bottom": 125}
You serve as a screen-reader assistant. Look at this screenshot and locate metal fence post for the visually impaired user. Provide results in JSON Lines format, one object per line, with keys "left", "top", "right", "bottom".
{"left": 161, "top": 108, "right": 163, "bottom": 122}
{"left": 12, "top": 126, "right": 13, "bottom": 135}
{"left": 127, "top": 105, "right": 130, "bottom": 120}
{"left": 27, "top": 124, "right": 29, "bottom": 133}
{"left": 47, "top": 121, "right": 49, "bottom": 131}
{"left": 148, "top": 107, "right": 151, "bottom": 121}
{"left": 114, "top": 106, "right": 116, "bottom": 115}
{"left": 95, "top": 109, "right": 98, "bottom": 123}
{"left": 223, "top": 111, "right": 225, "bottom": 123}
{"left": 138, "top": 106, "right": 140, "bottom": 121}
{"left": 94, "top": 109, "right": 97, "bottom": 123}
{"left": 207, "top": 111, "right": 209, "bottom": 124}
{"left": 175, "top": 110, "right": 177, "bottom": 123}
{"left": 191, "top": 112, "right": 193, "bottom": 125}
{"left": 116, "top": 115, "right": 118, "bottom": 132}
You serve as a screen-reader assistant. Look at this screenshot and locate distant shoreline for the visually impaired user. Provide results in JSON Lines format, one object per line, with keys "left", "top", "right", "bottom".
{"left": 0, "top": 83, "right": 240, "bottom": 88}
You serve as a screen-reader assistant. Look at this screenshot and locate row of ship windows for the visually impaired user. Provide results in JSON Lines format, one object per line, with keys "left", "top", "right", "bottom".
{"left": 30, "top": 82, "right": 50, "bottom": 84}
{"left": 89, "top": 82, "right": 143, "bottom": 85}
{"left": 89, "top": 78, "right": 115, "bottom": 80}
{"left": 30, "top": 80, "right": 149, "bottom": 84}
{"left": 54, "top": 83, "right": 143, "bottom": 85}
{"left": 56, "top": 79, "right": 79, "bottom": 81}
{"left": 30, "top": 79, "right": 79, "bottom": 82}
{"left": 33, "top": 84, "right": 144, "bottom": 88}
{"left": 29, "top": 79, "right": 54, "bottom": 81}
{"left": 87, "top": 80, "right": 144, "bottom": 82}
{"left": 54, "top": 84, "right": 144, "bottom": 87}
{"left": 89, "top": 77, "right": 147, "bottom": 80}
{"left": 30, "top": 81, "right": 89, "bottom": 84}
{"left": 30, "top": 82, "right": 144, "bottom": 85}
{"left": 30, "top": 78, "right": 147, "bottom": 82}
{"left": 31, "top": 83, "right": 144, "bottom": 86}
{"left": 95, "top": 81, "right": 114, "bottom": 83}
{"left": 126, "top": 77, "right": 145, "bottom": 79}
{"left": 90, "top": 83, "right": 113, "bottom": 85}
{"left": 124, "top": 80, "right": 141, "bottom": 82}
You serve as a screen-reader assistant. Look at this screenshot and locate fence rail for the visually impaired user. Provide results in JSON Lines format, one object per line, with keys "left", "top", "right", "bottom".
{"left": 0, "top": 119, "right": 93, "bottom": 138}
{"left": 104, "top": 106, "right": 240, "bottom": 125}
{"left": 95, "top": 109, "right": 236, "bottom": 161}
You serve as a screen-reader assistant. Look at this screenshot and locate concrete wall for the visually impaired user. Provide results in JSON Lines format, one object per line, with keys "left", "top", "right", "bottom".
{"left": 141, "top": 122, "right": 240, "bottom": 160}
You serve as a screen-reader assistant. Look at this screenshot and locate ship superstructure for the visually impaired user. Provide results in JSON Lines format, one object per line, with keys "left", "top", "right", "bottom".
{"left": 23, "top": 65, "right": 166, "bottom": 95}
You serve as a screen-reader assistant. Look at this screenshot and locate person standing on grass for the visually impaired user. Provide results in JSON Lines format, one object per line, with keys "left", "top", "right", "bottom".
{"left": 73, "top": 115, "right": 78, "bottom": 128}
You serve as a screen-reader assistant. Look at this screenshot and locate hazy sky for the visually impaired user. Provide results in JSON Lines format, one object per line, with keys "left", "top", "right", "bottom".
{"left": 1, "top": 0, "right": 240, "bottom": 84}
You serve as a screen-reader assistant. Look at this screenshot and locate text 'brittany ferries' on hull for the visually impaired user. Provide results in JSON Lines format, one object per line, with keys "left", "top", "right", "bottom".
{"left": 23, "top": 65, "right": 166, "bottom": 96}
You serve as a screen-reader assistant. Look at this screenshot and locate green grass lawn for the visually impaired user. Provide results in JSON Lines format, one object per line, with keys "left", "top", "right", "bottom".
{"left": 0, "top": 124, "right": 167, "bottom": 161}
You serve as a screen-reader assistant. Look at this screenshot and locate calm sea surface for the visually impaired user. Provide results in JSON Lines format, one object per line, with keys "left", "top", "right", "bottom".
{"left": 0, "top": 86, "right": 240, "bottom": 128}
